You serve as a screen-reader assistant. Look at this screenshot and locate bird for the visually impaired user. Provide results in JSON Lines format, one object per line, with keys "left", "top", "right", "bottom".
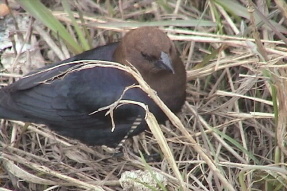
{"left": 0, "top": 27, "right": 186, "bottom": 147}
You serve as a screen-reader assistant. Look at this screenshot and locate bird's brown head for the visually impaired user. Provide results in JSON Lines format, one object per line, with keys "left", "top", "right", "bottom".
{"left": 114, "top": 27, "right": 178, "bottom": 74}
{"left": 114, "top": 26, "right": 186, "bottom": 112}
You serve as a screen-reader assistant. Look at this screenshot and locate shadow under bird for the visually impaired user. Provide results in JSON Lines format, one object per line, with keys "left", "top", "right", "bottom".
{"left": 0, "top": 27, "right": 186, "bottom": 147}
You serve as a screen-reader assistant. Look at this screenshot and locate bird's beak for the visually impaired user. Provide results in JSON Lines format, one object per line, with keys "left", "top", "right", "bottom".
{"left": 155, "top": 52, "right": 175, "bottom": 74}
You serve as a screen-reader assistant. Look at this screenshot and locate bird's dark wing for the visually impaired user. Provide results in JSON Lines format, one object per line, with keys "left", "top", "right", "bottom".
{"left": 5, "top": 42, "right": 119, "bottom": 91}
{"left": 0, "top": 42, "right": 161, "bottom": 147}
{"left": 0, "top": 64, "right": 158, "bottom": 147}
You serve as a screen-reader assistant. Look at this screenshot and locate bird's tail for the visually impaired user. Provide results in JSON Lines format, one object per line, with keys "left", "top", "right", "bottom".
{"left": 0, "top": 106, "right": 19, "bottom": 120}
{"left": 0, "top": 89, "right": 21, "bottom": 120}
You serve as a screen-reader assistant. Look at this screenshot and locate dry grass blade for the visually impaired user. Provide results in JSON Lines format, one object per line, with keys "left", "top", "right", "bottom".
{"left": 2, "top": 154, "right": 105, "bottom": 191}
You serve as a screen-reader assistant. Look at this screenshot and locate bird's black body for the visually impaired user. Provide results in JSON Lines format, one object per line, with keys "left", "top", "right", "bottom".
{"left": 0, "top": 44, "right": 161, "bottom": 147}
{"left": 0, "top": 27, "right": 186, "bottom": 147}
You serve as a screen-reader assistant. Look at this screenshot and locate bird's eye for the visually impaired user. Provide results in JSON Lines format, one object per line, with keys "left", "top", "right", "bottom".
{"left": 169, "top": 46, "right": 172, "bottom": 54}
{"left": 141, "top": 52, "right": 149, "bottom": 59}
{"left": 141, "top": 52, "right": 156, "bottom": 62}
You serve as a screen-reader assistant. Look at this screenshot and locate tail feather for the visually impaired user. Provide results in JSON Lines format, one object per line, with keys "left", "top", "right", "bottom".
{"left": 0, "top": 89, "right": 22, "bottom": 120}
{"left": 0, "top": 106, "right": 19, "bottom": 120}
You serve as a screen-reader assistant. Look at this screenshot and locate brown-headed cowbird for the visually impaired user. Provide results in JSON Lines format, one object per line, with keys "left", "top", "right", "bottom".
{"left": 0, "top": 27, "right": 186, "bottom": 147}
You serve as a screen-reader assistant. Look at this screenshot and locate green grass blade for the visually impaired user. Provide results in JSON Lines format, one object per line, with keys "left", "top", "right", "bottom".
{"left": 16, "top": 0, "right": 83, "bottom": 54}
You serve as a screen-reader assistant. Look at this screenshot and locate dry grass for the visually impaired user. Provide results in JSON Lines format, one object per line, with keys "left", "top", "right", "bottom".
{"left": 1, "top": 0, "right": 287, "bottom": 190}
